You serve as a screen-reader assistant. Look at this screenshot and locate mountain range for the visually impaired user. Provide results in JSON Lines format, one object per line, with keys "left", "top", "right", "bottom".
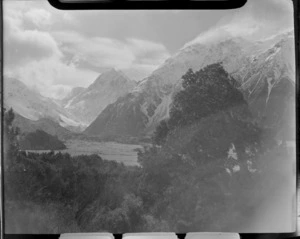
{"left": 84, "top": 31, "right": 295, "bottom": 142}
{"left": 4, "top": 69, "right": 136, "bottom": 138}
{"left": 4, "top": 31, "right": 295, "bottom": 142}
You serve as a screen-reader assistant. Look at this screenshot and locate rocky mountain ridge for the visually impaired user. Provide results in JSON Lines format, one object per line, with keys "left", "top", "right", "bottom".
{"left": 62, "top": 68, "right": 136, "bottom": 125}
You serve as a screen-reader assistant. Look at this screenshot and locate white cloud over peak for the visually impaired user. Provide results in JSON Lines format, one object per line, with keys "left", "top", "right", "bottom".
{"left": 5, "top": 57, "right": 99, "bottom": 99}
{"left": 54, "top": 31, "right": 171, "bottom": 80}
{"left": 185, "top": 0, "right": 293, "bottom": 47}
{"left": 127, "top": 38, "right": 170, "bottom": 65}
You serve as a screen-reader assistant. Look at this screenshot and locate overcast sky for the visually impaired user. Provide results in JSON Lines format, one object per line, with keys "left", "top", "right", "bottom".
{"left": 3, "top": 0, "right": 294, "bottom": 99}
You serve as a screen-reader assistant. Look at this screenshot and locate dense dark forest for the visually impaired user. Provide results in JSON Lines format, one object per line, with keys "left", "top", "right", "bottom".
{"left": 4, "top": 64, "right": 293, "bottom": 233}
{"left": 19, "top": 129, "right": 67, "bottom": 150}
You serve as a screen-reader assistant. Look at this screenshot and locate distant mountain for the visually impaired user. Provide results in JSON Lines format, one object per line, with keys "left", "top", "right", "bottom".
{"left": 4, "top": 78, "right": 83, "bottom": 131}
{"left": 62, "top": 68, "right": 137, "bottom": 125}
{"left": 84, "top": 31, "right": 295, "bottom": 141}
{"left": 84, "top": 93, "right": 148, "bottom": 138}
{"left": 13, "top": 113, "right": 73, "bottom": 140}
{"left": 19, "top": 129, "right": 66, "bottom": 150}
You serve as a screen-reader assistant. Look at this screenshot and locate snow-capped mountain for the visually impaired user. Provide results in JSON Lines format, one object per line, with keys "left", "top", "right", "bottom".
{"left": 237, "top": 32, "right": 295, "bottom": 140}
{"left": 62, "top": 68, "right": 137, "bottom": 125}
{"left": 4, "top": 77, "right": 83, "bottom": 131}
{"left": 84, "top": 31, "right": 295, "bottom": 140}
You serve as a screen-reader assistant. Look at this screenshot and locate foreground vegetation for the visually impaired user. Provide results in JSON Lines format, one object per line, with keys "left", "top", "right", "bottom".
{"left": 4, "top": 64, "right": 294, "bottom": 233}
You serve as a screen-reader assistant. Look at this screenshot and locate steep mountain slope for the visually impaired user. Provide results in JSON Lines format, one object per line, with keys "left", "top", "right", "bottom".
{"left": 237, "top": 33, "right": 295, "bottom": 140}
{"left": 60, "top": 87, "right": 85, "bottom": 106}
{"left": 4, "top": 78, "right": 82, "bottom": 130}
{"left": 85, "top": 31, "right": 295, "bottom": 140}
{"left": 63, "top": 68, "right": 136, "bottom": 125}
{"left": 84, "top": 93, "right": 148, "bottom": 138}
{"left": 13, "top": 113, "right": 73, "bottom": 140}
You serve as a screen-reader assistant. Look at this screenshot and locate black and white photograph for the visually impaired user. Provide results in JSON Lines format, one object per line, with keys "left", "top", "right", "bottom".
{"left": 2, "top": 0, "right": 296, "bottom": 234}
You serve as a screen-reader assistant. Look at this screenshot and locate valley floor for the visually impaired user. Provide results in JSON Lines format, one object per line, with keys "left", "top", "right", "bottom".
{"left": 26, "top": 139, "right": 143, "bottom": 166}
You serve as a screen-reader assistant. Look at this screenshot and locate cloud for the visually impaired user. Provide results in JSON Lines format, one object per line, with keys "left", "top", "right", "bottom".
{"left": 54, "top": 31, "right": 171, "bottom": 79}
{"left": 185, "top": 0, "right": 293, "bottom": 47}
{"left": 3, "top": 2, "right": 62, "bottom": 66}
{"left": 4, "top": 29, "right": 62, "bottom": 65}
{"left": 123, "top": 64, "right": 160, "bottom": 82}
{"left": 24, "top": 8, "right": 52, "bottom": 27}
{"left": 223, "top": 0, "right": 293, "bottom": 38}
{"left": 48, "top": 85, "right": 73, "bottom": 100}
{"left": 2, "top": 1, "right": 99, "bottom": 99}
{"left": 127, "top": 38, "right": 170, "bottom": 65}
{"left": 4, "top": 57, "right": 99, "bottom": 99}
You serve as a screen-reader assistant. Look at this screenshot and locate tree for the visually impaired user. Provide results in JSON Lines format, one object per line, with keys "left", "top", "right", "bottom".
{"left": 153, "top": 120, "right": 169, "bottom": 145}
{"left": 138, "top": 63, "right": 266, "bottom": 231}
{"left": 166, "top": 63, "right": 247, "bottom": 138}
{"left": 3, "top": 108, "right": 20, "bottom": 170}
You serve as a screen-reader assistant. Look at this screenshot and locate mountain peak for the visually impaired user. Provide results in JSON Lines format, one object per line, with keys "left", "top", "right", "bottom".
{"left": 105, "top": 67, "right": 118, "bottom": 73}
{"left": 101, "top": 68, "right": 129, "bottom": 78}
{"left": 92, "top": 68, "right": 132, "bottom": 86}
{"left": 64, "top": 67, "right": 136, "bottom": 125}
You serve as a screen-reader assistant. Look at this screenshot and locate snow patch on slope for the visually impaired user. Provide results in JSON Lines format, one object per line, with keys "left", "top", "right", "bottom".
{"left": 59, "top": 114, "right": 85, "bottom": 127}
{"left": 147, "top": 94, "right": 173, "bottom": 127}
{"left": 228, "top": 143, "right": 238, "bottom": 160}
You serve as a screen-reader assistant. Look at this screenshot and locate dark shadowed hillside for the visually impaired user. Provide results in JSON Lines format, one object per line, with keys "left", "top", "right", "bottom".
{"left": 19, "top": 130, "right": 66, "bottom": 150}
{"left": 83, "top": 93, "right": 148, "bottom": 138}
